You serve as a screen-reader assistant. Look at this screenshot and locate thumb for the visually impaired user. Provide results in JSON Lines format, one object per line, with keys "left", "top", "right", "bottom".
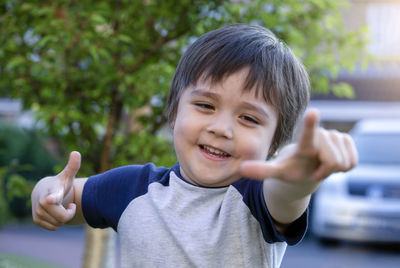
{"left": 240, "top": 160, "right": 282, "bottom": 180}
{"left": 58, "top": 151, "right": 81, "bottom": 187}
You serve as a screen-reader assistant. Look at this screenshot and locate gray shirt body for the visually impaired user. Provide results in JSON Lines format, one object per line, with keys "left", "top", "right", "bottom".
{"left": 82, "top": 163, "right": 307, "bottom": 268}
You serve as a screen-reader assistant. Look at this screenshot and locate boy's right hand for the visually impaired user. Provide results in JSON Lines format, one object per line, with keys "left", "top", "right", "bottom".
{"left": 31, "top": 151, "right": 81, "bottom": 230}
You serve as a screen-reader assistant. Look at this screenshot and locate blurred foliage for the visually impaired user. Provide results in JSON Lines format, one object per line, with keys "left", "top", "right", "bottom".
{"left": 0, "top": 167, "right": 8, "bottom": 226}
{"left": 0, "top": 0, "right": 369, "bottom": 175}
{"left": 0, "top": 124, "right": 59, "bottom": 178}
{"left": 0, "top": 123, "right": 59, "bottom": 224}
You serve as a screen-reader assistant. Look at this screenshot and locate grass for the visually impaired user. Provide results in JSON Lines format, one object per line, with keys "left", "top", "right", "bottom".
{"left": 0, "top": 253, "right": 65, "bottom": 268}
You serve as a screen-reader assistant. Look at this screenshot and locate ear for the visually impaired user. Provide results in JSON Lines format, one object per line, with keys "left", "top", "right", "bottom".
{"left": 169, "top": 120, "right": 175, "bottom": 129}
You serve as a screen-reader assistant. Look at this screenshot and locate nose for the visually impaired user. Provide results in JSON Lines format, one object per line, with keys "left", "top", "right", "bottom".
{"left": 206, "top": 113, "right": 234, "bottom": 139}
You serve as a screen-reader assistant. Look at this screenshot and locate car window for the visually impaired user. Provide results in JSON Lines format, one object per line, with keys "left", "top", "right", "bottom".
{"left": 354, "top": 133, "right": 400, "bottom": 165}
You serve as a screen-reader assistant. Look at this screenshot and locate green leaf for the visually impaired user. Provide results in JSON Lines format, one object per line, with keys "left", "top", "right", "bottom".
{"left": 6, "top": 174, "right": 34, "bottom": 200}
{"left": 118, "top": 34, "right": 132, "bottom": 44}
{"left": 89, "top": 46, "right": 100, "bottom": 62}
{"left": 6, "top": 56, "right": 26, "bottom": 70}
{"left": 37, "top": 35, "right": 55, "bottom": 48}
{"left": 332, "top": 82, "right": 355, "bottom": 98}
{"left": 91, "top": 14, "right": 107, "bottom": 25}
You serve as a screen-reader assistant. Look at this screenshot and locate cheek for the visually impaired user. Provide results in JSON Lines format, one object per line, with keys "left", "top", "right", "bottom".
{"left": 173, "top": 113, "right": 198, "bottom": 144}
{"left": 237, "top": 134, "right": 272, "bottom": 160}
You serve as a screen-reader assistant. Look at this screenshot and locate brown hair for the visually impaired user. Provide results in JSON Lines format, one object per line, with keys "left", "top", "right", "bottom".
{"left": 165, "top": 24, "right": 310, "bottom": 158}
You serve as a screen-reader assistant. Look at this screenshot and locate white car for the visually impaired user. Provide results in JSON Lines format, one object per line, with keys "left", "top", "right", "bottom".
{"left": 311, "top": 119, "right": 400, "bottom": 244}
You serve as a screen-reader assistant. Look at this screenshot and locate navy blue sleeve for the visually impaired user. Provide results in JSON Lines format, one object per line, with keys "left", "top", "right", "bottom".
{"left": 232, "top": 179, "right": 308, "bottom": 245}
{"left": 82, "top": 163, "right": 169, "bottom": 231}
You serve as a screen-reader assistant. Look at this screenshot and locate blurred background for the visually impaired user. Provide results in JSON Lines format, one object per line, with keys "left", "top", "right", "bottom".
{"left": 0, "top": 0, "right": 399, "bottom": 267}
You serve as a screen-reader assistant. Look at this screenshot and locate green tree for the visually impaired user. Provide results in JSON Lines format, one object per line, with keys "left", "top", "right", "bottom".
{"left": 0, "top": 0, "right": 368, "bottom": 174}
{"left": 0, "top": 0, "right": 368, "bottom": 267}
{"left": 0, "top": 123, "right": 59, "bottom": 225}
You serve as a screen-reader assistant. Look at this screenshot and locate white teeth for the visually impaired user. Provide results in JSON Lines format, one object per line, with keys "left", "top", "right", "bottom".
{"left": 203, "top": 145, "right": 229, "bottom": 157}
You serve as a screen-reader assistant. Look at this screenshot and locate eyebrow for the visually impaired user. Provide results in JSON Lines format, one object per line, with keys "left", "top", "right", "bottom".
{"left": 190, "top": 89, "right": 221, "bottom": 101}
{"left": 190, "top": 88, "right": 272, "bottom": 120}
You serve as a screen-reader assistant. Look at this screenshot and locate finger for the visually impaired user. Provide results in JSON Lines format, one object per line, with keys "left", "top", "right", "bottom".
{"left": 330, "top": 130, "right": 350, "bottom": 168}
{"left": 240, "top": 160, "right": 282, "bottom": 180}
{"left": 39, "top": 192, "right": 76, "bottom": 223}
{"left": 58, "top": 151, "right": 81, "bottom": 181}
{"left": 42, "top": 202, "right": 76, "bottom": 224}
{"left": 312, "top": 130, "right": 342, "bottom": 181}
{"left": 35, "top": 205, "right": 63, "bottom": 226}
{"left": 313, "top": 164, "right": 333, "bottom": 182}
{"left": 343, "top": 134, "right": 358, "bottom": 169}
{"left": 65, "top": 203, "right": 77, "bottom": 222}
{"left": 46, "top": 189, "right": 64, "bottom": 205}
{"left": 39, "top": 194, "right": 63, "bottom": 222}
{"left": 33, "top": 218, "right": 60, "bottom": 231}
{"left": 297, "top": 109, "right": 320, "bottom": 152}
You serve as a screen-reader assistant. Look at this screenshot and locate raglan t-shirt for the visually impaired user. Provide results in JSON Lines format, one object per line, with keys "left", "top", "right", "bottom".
{"left": 82, "top": 162, "right": 308, "bottom": 268}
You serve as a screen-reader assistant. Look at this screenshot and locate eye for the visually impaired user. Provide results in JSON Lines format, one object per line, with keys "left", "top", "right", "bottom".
{"left": 240, "top": 115, "right": 260, "bottom": 125}
{"left": 195, "top": 102, "right": 215, "bottom": 110}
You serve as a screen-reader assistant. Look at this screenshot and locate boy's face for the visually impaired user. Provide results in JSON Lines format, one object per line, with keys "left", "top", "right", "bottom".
{"left": 172, "top": 68, "right": 278, "bottom": 187}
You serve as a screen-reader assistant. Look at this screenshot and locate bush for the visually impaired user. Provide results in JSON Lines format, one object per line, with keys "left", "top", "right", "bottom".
{"left": 0, "top": 123, "right": 60, "bottom": 224}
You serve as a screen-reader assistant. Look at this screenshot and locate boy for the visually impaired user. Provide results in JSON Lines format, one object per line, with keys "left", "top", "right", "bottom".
{"left": 31, "top": 24, "right": 357, "bottom": 267}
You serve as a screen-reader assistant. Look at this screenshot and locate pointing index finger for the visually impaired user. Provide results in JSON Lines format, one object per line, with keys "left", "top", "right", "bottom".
{"left": 297, "top": 109, "right": 319, "bottom": 152}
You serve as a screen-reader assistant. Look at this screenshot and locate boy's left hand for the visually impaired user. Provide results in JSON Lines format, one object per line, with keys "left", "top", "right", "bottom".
{"left": 240, "top": 109, "right": 358, "bottom": 183}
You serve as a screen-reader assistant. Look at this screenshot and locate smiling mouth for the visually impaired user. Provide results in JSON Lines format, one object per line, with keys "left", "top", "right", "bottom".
{"left": 199, "top": 145, "right": 231, "bottom": 158}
